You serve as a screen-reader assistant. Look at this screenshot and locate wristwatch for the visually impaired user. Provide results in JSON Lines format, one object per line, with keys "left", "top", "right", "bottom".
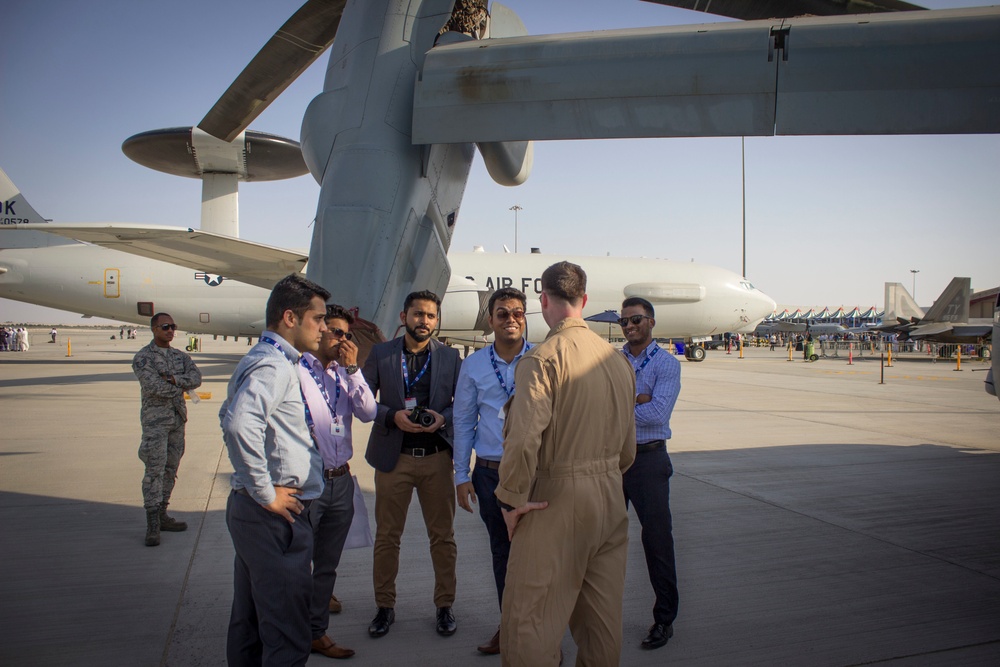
{"left": 345, "top": 364, "right": 359, "bottom": 375}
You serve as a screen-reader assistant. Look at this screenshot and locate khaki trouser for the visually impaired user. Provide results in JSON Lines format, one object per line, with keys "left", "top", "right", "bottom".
{"left": 373, "top": 449, "right": 457, "bottom": 608}
{"left": 501, "top": 459, "right": 628, "bottom": 667}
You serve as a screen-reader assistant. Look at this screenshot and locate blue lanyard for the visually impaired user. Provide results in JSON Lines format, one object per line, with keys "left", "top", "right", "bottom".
{"left": 489, "top": 341, "right": 530, "bottom": 397}
{"left": 261, "top": 336, "right": 296, "bottom": 364}
{"left": 300, "top": 357, "right": 342, "bottom": 418}
{"left": 631, "top": 345, "right": 659, "bottom": 377}
{"left": 401, "top": 349, "right": 431, "bottom": 395}
{"left": 261, "top": 336, "right": 318, "bottom": 445}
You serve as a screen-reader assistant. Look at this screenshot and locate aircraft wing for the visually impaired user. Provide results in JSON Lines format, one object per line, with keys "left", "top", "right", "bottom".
{"left": 641, "top": 0, "right": 925, "bottom": 21}
{"left": 17, "top": 223, "right": 306, "bottom": 289}
{"left": 413, "top": 7, "right": 1000, "bottom": 143}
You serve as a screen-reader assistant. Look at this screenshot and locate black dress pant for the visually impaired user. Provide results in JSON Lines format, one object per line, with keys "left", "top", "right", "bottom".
{"left": 623, "top": 446, "right": 679, "bottom": 626}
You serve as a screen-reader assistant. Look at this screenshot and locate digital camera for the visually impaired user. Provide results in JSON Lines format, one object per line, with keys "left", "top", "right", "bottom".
{"left": 408, "top": 406, "right": 436, "bottom": 428}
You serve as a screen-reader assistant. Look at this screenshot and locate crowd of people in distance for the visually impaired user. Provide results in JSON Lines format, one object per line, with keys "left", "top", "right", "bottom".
{"left": 0, "top": 326, "right": 31, "bottom": 351}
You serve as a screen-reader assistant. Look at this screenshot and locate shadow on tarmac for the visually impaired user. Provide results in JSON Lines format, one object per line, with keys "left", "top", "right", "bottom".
{"left": 2, "top": 442, "right": 999, "bottom": 666}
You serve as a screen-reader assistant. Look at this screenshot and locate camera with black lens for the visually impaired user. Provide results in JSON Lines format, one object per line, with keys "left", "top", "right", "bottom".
{"left": 408, "top": 406, "right": 436, "bottom": 428}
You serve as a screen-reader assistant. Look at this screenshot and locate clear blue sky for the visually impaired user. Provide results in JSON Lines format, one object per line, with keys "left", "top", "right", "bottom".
{"left": 2, "top": 0, "right": 997, "bottom": 324}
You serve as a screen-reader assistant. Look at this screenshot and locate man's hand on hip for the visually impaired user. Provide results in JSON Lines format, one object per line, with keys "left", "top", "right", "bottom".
{"left": 263, "top": 486, "right": 305, "bottom": 523}
{"left": 502, "top": 500, "right": 549, "bottom": 541}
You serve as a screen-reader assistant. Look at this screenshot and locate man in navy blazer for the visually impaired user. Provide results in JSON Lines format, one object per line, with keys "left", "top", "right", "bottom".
{"left": 362, "top": 290, "right": 462, "bottom": 639}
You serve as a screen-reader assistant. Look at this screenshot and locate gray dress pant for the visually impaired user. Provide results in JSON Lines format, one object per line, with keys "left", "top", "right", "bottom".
{"left": 226, "top": 489, "right": 314, "bottom": 667}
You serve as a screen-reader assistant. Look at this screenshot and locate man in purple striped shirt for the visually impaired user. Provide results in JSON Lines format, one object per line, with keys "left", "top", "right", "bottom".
{"left": 619, "top": 296, "right": 682, "bottom": 651}
{"left": 298, "top": 304, "right": 377, "bottom": 660}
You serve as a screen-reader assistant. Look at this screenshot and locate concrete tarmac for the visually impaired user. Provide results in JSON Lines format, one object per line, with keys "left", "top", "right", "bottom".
{"left": 1, "top": 330, "right": 998, "bottom": 666}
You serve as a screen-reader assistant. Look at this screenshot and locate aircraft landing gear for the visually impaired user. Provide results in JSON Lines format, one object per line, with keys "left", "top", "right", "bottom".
{"left": 685, "top": 345, "right": 706, "bottom": 362}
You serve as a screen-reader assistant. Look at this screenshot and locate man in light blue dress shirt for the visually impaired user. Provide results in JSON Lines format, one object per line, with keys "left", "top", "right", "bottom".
{"left": 220, "top": 274, "right": 330, "bottom": 667}
{"left": 297, "top": 304, "right": 376, "bottom": 660}
{"left": 619, "top": 296, "right": 682, "bottom": 651}
{"left": 453, "top": 287, "right": 531, "bottom": 656}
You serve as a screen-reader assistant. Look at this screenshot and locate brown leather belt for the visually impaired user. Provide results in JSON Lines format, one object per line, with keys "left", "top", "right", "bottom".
{"left": 636, "top": 440, "right": 666, "bottom": 453}
{"left": 475, "top": 458, "right": 501, "bottom": 470}
{"left": 324, "top": 463, "right": 350, "bottom": 479}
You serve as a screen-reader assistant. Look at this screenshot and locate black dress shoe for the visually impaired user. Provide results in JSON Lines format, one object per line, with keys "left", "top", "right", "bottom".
{"left": 641, "top": 623, "right": 673, "bottom": 649}
{"left": 436, "top": 606, "right": 457, "bottom": 636}
{"left": 368, "top": 607, "right": 395, "bottom": 638}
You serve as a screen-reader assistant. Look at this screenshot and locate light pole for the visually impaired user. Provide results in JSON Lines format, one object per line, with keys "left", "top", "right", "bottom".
{"left": 910, "top": 269, "right": 919, "bottom": 301}
{"left": 509, "top": 205, "right": 522, "bottom": 253}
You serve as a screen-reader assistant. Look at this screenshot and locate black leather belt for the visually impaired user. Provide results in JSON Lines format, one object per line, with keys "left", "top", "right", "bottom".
{"left": 636, "top": 440, "right": 666, "bottom": 453}
{"left": 475, "top": 458, "right": 501, "bottom": 470}
{"left": 234, "top": 487, "right": 313, "bottom": 508}
{"left": 400, "top": 443, "right": 450, "bottom": 458}
{"left": 324, "top": 463, "right": 350, "bottom": 479}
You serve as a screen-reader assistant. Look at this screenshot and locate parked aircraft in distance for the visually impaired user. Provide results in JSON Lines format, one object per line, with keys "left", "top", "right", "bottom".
{"left": 880, "top": 278, "right": 992, "bottom": 345}
{"left": 0, "top": 168, "right": 775, "bottom": 360}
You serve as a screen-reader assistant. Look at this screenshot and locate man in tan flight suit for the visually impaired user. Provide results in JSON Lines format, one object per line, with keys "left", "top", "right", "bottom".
{"left": 495, "top": 261, "right": 637, "bottom": 666}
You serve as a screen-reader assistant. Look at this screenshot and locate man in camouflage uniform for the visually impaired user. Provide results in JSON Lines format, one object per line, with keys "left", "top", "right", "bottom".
{"left": 132, "top": 313, "right": 202, "bottom": 546}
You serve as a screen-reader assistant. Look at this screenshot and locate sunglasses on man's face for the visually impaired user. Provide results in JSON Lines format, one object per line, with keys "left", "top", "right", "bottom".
{"left": 618, "top": 314, "right": 650, "bottom": 328}
{"left": 327, "top": 328, "right": 353, "bottom": 341}
{"left": 158, "top": 323, "right": 178, "bottom": 331}
{"left": 493, "top": 308, "right": 526, "bottom": 322}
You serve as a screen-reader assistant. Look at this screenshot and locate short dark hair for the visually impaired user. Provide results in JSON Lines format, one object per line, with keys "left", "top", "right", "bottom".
{"left": 541, "top": 261, "right": 586, "bottom": 303}
{"left": 621, "top": 297, "right": 655, "bottom": 318}
{"left": 403, "top": 290, "right": 441, "bottom": 313}
{"left": 325, "top": 303, "right": 355, "bottom": 325}
{"left": 265, "top": 274, "right": 331, "bottom": 329}
{"left": 488, "top": 287, "right": 527, "bottom": 315}
{"left": 150, "top": 312, "right": 171, "bottom": 328}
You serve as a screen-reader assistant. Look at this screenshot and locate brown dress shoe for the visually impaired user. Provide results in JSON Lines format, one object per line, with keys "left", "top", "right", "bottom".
{"left": 310, "top": 636, "right": 355, "bottom": 659}
{"left": 329, "top": 594, "right": 342, "bottom": 613}
{"left": 477, "top": 627, "right": 500, "bottom": 654}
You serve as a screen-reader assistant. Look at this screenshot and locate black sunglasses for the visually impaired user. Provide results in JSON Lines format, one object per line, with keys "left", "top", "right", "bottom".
{"left": 618, "top": 314, "right": 650, "bottom": 328}
{"left": 328, "top": 328, "right": 353, "bottom": 341}
{"left": 158, "top": 323, "right": 178, "bottom": 331}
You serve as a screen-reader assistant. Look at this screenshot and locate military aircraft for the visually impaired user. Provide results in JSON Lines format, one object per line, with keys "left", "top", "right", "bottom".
{"left": 0, "top": 167, "right": 775, "bottom": 360}
{"left": 880, "top": 278, "right": 992, "bottom": 345}
{"left": 85, "top": 0, "right": 997, "bottom": 342}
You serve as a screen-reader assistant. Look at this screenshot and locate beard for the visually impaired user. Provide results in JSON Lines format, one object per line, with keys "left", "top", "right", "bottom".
{"left": 406, "top": 324, "right": 432, "bottom": 342}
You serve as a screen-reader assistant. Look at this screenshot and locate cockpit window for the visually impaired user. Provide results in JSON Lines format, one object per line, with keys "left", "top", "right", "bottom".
{"left": 740, "top": 280, "right": 755, "bottom": 291}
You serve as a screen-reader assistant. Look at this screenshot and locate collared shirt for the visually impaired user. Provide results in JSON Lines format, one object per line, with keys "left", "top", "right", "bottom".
{"left": 298, "top": 353, "right": 377, "bottom": 469}
{"left": 219, "top": 331, "right": 323, "bottom": 505}
{"left": 623, "top": 340, "right": 681, "bottom": 443}
{"left": 452, "top": 340, "right": 531, "bottom": 485}
{"left": 496, "top": 318, "right": 637, "bottom": 508}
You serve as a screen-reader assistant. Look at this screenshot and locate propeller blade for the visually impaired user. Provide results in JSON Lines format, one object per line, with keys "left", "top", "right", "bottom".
{"left": 641, "top": 0, "right": 925, "bottom": 21}
{"left": 198, "top": 0, "right": 347, "bottom": 143}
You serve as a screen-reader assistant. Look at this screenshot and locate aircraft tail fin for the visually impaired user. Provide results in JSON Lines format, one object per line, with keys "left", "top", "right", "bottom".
{"left": 883, "top": 282, "right": 924, "bottom": 323}
{"left": 1, "top": 168, "right": 47, "bottom": 225}
{"left": 0, "top": 168, "right": 77, "bottom": 248}
{"left": 922, "top": 277, "right": 971, "bottom": 323}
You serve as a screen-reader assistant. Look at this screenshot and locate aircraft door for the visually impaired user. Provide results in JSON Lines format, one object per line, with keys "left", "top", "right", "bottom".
{"left": 104, "top": 269, "right": 120, "bottom": 298}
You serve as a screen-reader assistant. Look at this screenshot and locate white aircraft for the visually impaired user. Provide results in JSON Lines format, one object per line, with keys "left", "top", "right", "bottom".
{"left": 0, "top": 167, "right": 775, "bottom": 360}
{"left": 105, "top": 0, "right": 999, "bottom": 340}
